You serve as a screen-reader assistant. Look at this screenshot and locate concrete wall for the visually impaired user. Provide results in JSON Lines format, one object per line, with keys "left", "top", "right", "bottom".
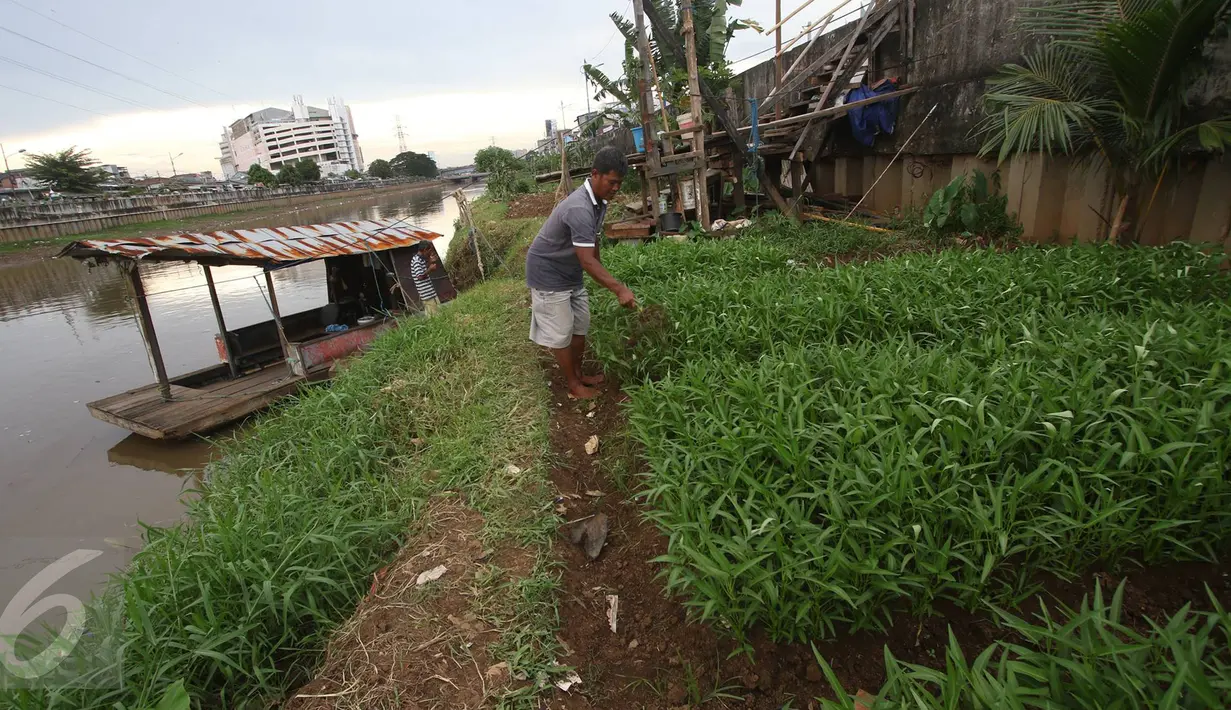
{"left": 0, "top": 181, "right": 436, "bottom": 243}
{"left": 732, "top": 0, "right": 1231, "bottom": 244}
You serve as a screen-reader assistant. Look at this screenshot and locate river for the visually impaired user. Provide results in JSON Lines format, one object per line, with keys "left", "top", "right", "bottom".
{"left": 0, "top": 183, "right": 483, "bottom": 606}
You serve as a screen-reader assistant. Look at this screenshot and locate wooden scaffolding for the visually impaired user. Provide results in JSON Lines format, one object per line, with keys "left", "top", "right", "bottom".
{"left": 624, "top": 0, "right": 915, "bottom": 232}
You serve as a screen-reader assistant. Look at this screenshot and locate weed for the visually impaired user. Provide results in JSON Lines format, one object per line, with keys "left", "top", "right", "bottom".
{"left": 922, "top": 170, "right": 1020, "bottom": 242}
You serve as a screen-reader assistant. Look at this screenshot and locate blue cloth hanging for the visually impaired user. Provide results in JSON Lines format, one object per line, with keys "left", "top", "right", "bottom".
{"left": 846, "top": 80, "right": 901, "bottom": 147}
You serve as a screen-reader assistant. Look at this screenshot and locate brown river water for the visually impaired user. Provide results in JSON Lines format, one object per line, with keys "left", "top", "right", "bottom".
{"left": 0, "top": 183, "right": 483, "bottom": 607}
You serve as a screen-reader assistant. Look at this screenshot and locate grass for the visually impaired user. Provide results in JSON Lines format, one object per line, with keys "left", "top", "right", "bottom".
{"left": 587, "top": 228, "right": 1231, "bottom": 645}
{"left": 446, "top": 194, "right": 547, "bottom": 291}
{"left": 819, "top": 583, "right": 1231, "bottom": 708}
{"left": 0, "top": 280, "right": 561, "bottom": 709}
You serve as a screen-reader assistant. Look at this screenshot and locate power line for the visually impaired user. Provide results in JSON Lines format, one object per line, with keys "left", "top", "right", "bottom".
{"left": 3, "top": 0, "right": 234, "bottom": 100}
{"left": 729, "top": 1, "right": 866, "bottom": 68}
{"left": 0, "top": 54, "right": 156, "bottom": 110}
{"left": 0, "top": 24, "right": 209, "bottom": 108}
{"left": 594, "top": 0, "right": 633, "bottom": 58}
{"left": 0, "top": 81, "right": 110, "bottom": 116}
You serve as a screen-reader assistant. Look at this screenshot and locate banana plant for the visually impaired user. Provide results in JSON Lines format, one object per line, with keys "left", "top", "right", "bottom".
{"left": 582, "top": 0, "right": 756, "bottom": 127}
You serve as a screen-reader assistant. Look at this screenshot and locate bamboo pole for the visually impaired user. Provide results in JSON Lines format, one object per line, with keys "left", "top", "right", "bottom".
{"left": 764, "top": 0, "right": 821, "bottom": 36}
{"left": 633, "top": 0, "right": 663, "bottom": 224}
{"left": 775, "top": 0, "right": 783, "bottom": 120}
{"left": 681, "top": 0, "right": 711, "bottom": 230}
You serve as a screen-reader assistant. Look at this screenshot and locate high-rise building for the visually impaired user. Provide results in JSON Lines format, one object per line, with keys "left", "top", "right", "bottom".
{"left": 219, "top": 95, "right": 364, "bottom": 179}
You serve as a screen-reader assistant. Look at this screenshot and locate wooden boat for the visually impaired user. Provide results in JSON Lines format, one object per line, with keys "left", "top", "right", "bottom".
{"left": 57, "top": 219, "right": 457, "bottom": 439}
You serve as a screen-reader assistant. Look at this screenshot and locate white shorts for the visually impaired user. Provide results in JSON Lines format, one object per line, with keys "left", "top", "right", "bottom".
{"left": 529, "top": 287, "right": 590, "bottom": 349}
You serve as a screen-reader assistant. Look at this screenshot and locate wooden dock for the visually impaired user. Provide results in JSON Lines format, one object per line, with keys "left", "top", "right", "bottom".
{"left": 87, "top": 363, "right": 318, "bottom": 440}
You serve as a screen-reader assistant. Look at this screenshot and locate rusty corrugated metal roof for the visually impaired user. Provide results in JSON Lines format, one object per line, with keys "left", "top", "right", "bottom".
{"left": 57, "top": 219, "right": 442, "bottom": 265}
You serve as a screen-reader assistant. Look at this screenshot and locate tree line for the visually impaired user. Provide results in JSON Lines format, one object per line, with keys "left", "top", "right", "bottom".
{"left": 5, "top": 145, "right": 441, "bottom": 193}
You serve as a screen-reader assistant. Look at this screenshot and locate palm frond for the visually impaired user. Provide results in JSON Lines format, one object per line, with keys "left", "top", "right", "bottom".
{"left": 980, "top": 46, "right": 1115, "bottom": 162}
{"left": 1140, "top": 118, "right": 1231, "bottom": 167}
{"left": 1097, "top": 0, "right": 1231, "bottom": 123}
{"left": 1021, "top": 0, "right": 1157, "bottom": 42}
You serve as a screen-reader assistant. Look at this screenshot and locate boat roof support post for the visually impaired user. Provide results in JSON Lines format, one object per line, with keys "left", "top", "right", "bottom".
{"left": 126, "top": 260, "right": 172, "bottom": 401}
{"left": 263, "top": 267, "right": 290, "bottom": 361}
{"left": 203, "top": 265, "right": 239, "bottom": 379}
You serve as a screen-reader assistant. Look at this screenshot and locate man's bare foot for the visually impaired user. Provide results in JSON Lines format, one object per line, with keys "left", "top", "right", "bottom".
{"left": 567, "top": 383, "right": 601, "bottom": 400}
{"left": 580, "top": 372, "right": 606, "bottom": 386}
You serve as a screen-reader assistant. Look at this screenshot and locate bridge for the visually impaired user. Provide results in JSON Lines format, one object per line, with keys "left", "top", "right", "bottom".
{"left": 439, "top": 165, "right": 488, "bottom": 184}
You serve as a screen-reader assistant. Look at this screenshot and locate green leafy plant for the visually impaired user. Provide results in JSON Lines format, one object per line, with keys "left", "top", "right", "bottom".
{"left": 584, "top": 0, "right": 755, "bottom": 129}
{"left": 486, "top": 165, "right": 536, "bottom": 201}
{"left": 921, "top": 170, "right": 1018, "bottom": 240}
{"left": 980, "top": 0, "right": 1231, "bottom": 242}
{"left": 818, "top": 584, "right": 1231, "bottom": 708}
{"left": 588, "top": 234, "right": 1231, "bottom": 646}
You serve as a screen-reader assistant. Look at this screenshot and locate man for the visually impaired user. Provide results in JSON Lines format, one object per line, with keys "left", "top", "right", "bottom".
{"left": 410, "top": 247, "right": 440, "bottom": 316}
{"left": 526, "top": 146, "right": 637, "bottom": 399}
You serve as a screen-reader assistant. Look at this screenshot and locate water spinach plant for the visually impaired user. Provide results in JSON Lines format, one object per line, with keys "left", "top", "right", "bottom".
{"left": 589, "top": 228, "right": 1231, "bottom": 645}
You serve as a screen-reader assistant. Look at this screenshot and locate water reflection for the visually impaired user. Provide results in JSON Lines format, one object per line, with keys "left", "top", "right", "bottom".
{"left": 0, "top": 182, "right": 480, "bottom": 604}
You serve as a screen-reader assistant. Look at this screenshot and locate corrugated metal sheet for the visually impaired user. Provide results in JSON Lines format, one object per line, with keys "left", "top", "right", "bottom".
{"left": 56, "top": 219, "right": 442, "bottom": 265}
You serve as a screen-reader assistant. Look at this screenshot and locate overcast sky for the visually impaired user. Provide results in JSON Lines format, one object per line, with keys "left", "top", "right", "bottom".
{"left": 0, "top": 0, "right": 844, "bottom": 176}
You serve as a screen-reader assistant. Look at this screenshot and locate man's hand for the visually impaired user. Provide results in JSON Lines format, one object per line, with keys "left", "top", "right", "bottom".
{"left": 616, "top": 285, "right": 637, "bottom": 310}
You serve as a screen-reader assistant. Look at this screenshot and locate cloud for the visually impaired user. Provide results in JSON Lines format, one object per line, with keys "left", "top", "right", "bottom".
{"left": 3, "top": 86, "right": 585, "bottom": 175}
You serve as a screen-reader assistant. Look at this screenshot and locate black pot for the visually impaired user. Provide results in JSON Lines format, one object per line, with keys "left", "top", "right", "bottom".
{"left": 658, "top": 211, "right": 683, "bottom": 234}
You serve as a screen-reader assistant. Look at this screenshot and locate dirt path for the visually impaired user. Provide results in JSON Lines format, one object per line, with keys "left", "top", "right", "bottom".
{"left": 540, "top": 359, "right": 1231, "bottom": 709}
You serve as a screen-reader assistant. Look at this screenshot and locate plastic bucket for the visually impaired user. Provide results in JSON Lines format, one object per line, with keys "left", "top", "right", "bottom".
{"left": 631, "top": 126, "right": 645, "bottom": 153}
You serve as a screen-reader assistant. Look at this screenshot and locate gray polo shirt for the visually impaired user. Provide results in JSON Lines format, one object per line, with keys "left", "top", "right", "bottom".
{"left": 525, "top": 179, "right": 607, "bottom": 291}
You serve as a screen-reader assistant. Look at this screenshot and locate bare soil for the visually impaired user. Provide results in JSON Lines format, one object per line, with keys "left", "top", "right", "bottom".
{"left": 288, "top": 500, "right": 512, "bottom": 710}
{"left": 506, "top": 193, "right": 560, "bottom": 220}
{"left": 540, "top": 358, "right": 1231, "bottom": 710}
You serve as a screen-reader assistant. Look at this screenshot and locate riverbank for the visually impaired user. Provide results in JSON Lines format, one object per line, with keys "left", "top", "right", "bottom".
{"left": 0, "top": 181, "right": 450, "bottom": 267}
{"left": 10, "top": 190, "right": 1228, "bottom": 708}
{"left": 4, "top": 276, "right": 564, "bottom": 708}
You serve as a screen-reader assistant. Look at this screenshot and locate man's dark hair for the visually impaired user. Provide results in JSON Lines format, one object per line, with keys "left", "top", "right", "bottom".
{"left": 592, "top": 146, "right": 629, "bottom": 177}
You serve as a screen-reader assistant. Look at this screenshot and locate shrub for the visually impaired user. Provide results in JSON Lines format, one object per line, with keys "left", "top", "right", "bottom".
{"left": 922, "top": 171, "right": 1019, "bottom": 241}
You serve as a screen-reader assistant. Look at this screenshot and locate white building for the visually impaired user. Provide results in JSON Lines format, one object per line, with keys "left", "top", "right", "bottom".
{"left": 219, "top": 96, "right": 364, "bottom": 179}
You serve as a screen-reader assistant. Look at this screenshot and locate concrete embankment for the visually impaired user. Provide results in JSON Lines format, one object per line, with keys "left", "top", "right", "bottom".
{"left": 0, "top": 180, "right": 447, "bottom": 243}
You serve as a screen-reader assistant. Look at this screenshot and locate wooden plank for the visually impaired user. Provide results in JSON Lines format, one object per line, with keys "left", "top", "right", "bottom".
{"left": 649, "top": 160, "right": 701, "bottom": 179}
{"left": 761, "top": 1, "right": 843, "bottom": 110}
{"left": 719, "top": 88, "right": 918, "bottom": 137}
{"left": 790, "top": 7, "right": 890, "bottom": 162}
{"left": 608, "top": 217, "right": 656, "bottom": 239}
{"left": 662, "top": 150, "right": 702, "bottom": 164}
{"left": 204, "top": 265, "right": 238, "bottom": 379}
{"left": 87, "top": 406, "right": 167, "bottom": 440}
{"left": 264, "top": 269, "right": 289, "bottom": 360}
{"left": 127, "top": 262, "right": 171, "bottom": 400}
{"left": 758, "top": 0, "right": 901, "bottom": 115}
